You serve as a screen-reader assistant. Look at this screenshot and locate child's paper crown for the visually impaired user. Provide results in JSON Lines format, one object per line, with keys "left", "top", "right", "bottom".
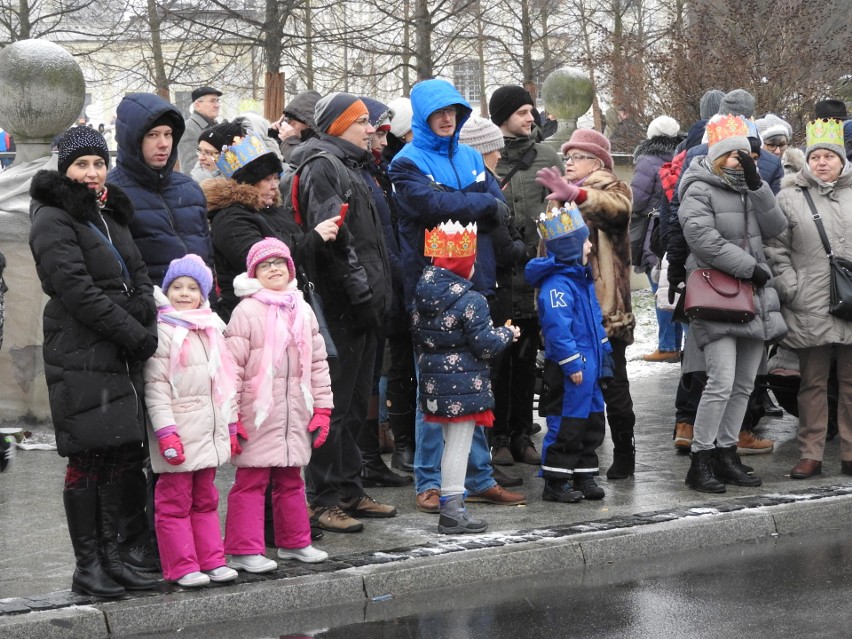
{"left": 423, "top": 221, "right": 477, "bottom": 258}
{"left": 536, "top": 203, "right": 586, "bottom": 241}
{"left": 215, "top": 132, "right": 269, "bottom": 178}
{"left": 806, "top": 118, "right": 845, "bottom": 148}
{"left": 706, "top": 114, "right": 750, "bottom": 146}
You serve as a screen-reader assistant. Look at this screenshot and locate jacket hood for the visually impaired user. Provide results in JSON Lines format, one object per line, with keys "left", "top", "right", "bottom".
{"left": 682, "top": 119, "right": 708, "bottom": 152}
{"left": 29, "top": 170, "right": 134, "bottom": 226}
{"left": 414, "top": 265, "right": 473, "bottom": 317}
{"left": 115, "top": 93, "right": 185, "bottom": 189}
{"left": 633, "top": 135, "right": 679, "bottom": 161}
{"left": 202, "top": 177, "right": 280, "bottom": 214}
{"left": 284, "top": 90, "right": 322, "bottom": 128}
{"left": 410, "top": 79, "right": 473, "bottom": 156}
{"left": 524, "top": 254, "right": 587, "bottom": 288}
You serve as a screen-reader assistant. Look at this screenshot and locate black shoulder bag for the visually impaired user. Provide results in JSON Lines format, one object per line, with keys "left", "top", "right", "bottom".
{"left": 801, "top": 187, "right": 852, "bottom": 321}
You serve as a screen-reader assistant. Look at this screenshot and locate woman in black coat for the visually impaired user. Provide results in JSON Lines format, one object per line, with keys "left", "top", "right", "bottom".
{"left": 28, "top": 127, "right": 158, "bottom": 597}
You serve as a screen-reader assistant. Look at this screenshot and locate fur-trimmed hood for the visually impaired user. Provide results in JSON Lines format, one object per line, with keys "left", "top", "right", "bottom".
{"left": 633, "top": 135, "right": 680, "bottom": 161}
{"left": 202, "top": 177, "right": 281, "bottom": 214}
{"left": 29, "top": 170, "right": 134, "bottom": 226}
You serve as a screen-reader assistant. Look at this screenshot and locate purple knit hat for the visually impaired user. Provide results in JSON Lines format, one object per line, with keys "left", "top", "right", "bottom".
{"left": 162, "top": 254, "right": 214, "bottom": 301}
{"left": 246, "top": 237, "right": 296, "bottom": 280}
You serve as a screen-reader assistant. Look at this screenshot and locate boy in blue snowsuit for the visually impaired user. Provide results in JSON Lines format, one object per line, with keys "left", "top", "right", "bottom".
{"left": 525, "top": 205, "right": 612, "bottom": 503}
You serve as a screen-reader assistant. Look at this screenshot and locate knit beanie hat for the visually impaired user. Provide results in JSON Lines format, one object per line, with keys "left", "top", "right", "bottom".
{"left": 314, "top": 92, "right": 369, "bottom": 137}
{"left": 699, "top": 90, "right": 725, "bottom": 120}
{"left": 646, "top": 116, "right": 680, "bottom": 139}
{"left": 388, "top": 97, "right": 413, "bottom": 139}
{"left": 489, "top": 86, "right": 535, "bottom": 127}
{"left": 755, "top": 114, "right": 792, "bottom": 142}
{"left": 58, "top": 126, "right": 110, "bottom": 175}
{"left": 706, "top": 114, "right": 752, "bottom": 162}
{"left": 805, "top": 117, "right": 847, "bottom": 164}
{"left": 361, "top": 96, "right": 394, "bottom": 131}
{"left": 246, "top": 237, "right": 296, "bottom": 281}
{"left": 199, "top": 120, "right": 244, "bottom": 150}
{"left": 718, "top": 89, "right": 756, "bottom": 119}
{"left": 162, "top": 254, "right": 214, "bottom": 301}
{"left": 560, "top": 129, "right": 614, "bottom": 169}
{"left": 459, "top": 116, "right": 505, "bottom": 155}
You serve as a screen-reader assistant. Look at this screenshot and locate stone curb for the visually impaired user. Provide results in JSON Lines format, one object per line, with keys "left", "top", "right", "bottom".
{"left": 3, "top": 486, "right": 851, "bottom": 638}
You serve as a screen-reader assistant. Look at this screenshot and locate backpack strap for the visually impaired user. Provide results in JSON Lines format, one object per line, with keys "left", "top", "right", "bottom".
{"left": 290, "top": 152, "right": 352, "bottom": 228}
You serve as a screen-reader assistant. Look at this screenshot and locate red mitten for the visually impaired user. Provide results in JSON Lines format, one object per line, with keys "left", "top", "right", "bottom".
{"left": 308, "top": 408, "right": 332, "bottom": 448}
{"left": 156, "top": 426, "right": 185, "bottom": 466}
{"left": 228, "top": 420, "right": 249, "bottom": 456}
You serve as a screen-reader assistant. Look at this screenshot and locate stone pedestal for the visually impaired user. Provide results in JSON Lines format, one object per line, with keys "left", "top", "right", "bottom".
{"left": 0, "top": 40, "right": 85, "bottom": 422}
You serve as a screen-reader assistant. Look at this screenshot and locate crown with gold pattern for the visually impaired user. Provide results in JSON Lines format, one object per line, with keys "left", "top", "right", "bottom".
{"left": 215, "top": 132, "right": 270, "bottom": 178}
{"left": 423, "top": 221, "right": 477, "bottom": 258}
{"left": 706, "top": 114, "right": 750, "bottom": 146}
{"left": 536, "top": 203, "right": 586, "bottom": 241}
{"left": 806, "top": 118, "right": 845, "bottom": 148}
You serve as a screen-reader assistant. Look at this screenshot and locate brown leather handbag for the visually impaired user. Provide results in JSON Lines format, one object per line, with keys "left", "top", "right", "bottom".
{"left": 684, "top": 269, "right": 755, "bottom": 323}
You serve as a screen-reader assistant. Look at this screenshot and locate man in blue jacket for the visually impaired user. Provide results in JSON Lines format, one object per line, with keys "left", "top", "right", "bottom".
{"left": 109, "top": 93, "right": 213, "bottom": 287}
{"left": 389, "top": 78, "right": 524, "bottom": 513}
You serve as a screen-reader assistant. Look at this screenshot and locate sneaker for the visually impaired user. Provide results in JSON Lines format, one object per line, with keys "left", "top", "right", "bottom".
{"left": 177, "top": 571, "right": 210, "bottom": 587}
{"left": 542, "top": 479, "right": 584, "bottom": 503}
{"left": 736, "top": 430, "right": 774, "bottom": 455}
{"left": 416, "top": 489, "right": 440, "bottom": 514}
{"left": 277, "top": 545, "right": 328, "bottom": 563}
{"left": 674, "top": 422, "right": 693, "bottom": 452}
{"left": 204, "top": 566, "right": 238, "bottom": 582}
{"left": 309, "top": 505, "right": 364, "bottom": 532}
{"left": 229, "top": 554, "right": 278, "bottom": 574}
{"left": 642, "top": 349, "right": 680, "bottom": 363}
{"left": 573, "top": 475, "right": 606, "bottom": 500}
{"left": 466, "top": 485, "right": 526, "bottom": 505}
{"left": 339, "top": 494, "right": 397, "bottom": 519}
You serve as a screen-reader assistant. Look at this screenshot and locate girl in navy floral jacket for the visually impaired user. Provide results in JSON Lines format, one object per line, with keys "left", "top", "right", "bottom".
{"left": 411, "top": 222, "right": 519, "bottom": 534}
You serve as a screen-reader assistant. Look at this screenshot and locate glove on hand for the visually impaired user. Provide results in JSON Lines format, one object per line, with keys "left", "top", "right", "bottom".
{"left": 125, "top": 293, "right": 156, "bottom": 326}
{"left": 352, "top": 300, "right": 380, "bottom": 333}
{"left": 750, "top": 265, "right": 771, "bottom": 288}
{"left": 668, "top": 280, "right": 685, "bottom": 306}
{"left": 156, "top": 426, "right": 185, "bottom": 466}
{"left": 536, "top": 166, "right": 581, "bottom": 202}
{"left": 228, "top": 420, "right": 248, "bottom": 456}
{"left": 308, "top": 407, "right": 332, "bottom": 448}
{"left": 736, "top": 151, "right": 762, "bottom": 191}
{"left": 131, "top": 333, "right": 158, "bottom": 362}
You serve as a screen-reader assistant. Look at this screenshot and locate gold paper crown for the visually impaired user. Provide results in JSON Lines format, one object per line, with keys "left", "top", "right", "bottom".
{"left": 706, "top": 115, "right": 750, "bottom": 146}
{"left": 806, "top": 118, "right": 845, "bottom": 148}
{"left": 423, "top": 221, "right": 477, "bottom": 258}
{"left": 536, "top": 203, "right": 585, "bottom": 241}
{"left": 215, "top": 132, "right": 270, "bottom": 178}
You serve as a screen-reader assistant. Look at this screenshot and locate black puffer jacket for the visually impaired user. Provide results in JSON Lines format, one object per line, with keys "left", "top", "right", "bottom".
{"left": 28, "top": 171, "right": 156, "bottom": 457}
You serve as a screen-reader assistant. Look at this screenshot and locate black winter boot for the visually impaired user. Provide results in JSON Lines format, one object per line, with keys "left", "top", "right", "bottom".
{"left": 606, "top": 431, "right": 635, "bottom": 479}
{"left": 63, "top": 488, "right": 126, "bottom": 598}
{"left": 685, "top": 450, "right": 726, "bottom": 493}
{"left": 99, "top": 482, "right": 159, "bottom": 590}
{"left": 389, "top": 418, "right": 415, "bottom": 473}
{"left": 573, "top": 474, "right": 605, "bottom": 500}
{"left": 757, "top": 376, "right": 784, "bottom": 418}
{"left": 714, "top": 446, "right": 762, "bottom": 487}
{"left": 360, "top": 449, "right": 413, "bottom": 487}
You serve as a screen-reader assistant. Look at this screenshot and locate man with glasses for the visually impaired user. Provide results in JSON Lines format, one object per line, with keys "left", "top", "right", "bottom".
{"left": 178, "top": 86, "right": 223, "bottom": 176}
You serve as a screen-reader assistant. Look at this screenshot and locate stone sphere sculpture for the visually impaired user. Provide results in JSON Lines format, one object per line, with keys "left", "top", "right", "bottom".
{"left": 541, "top": 67, "right": 595, "bottom": 144}
{"left": 0, "top": 39, "right": 85, "bottom": 145}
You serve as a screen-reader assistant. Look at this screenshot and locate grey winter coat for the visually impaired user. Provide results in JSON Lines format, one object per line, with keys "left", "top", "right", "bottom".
{"left": 678, "top": 158, "right": 788, "bottom": 349}
{"left": 765, "top": 165, "right": 852, "bottom": 349}
{"left": 178, "top": 111, "right": 215, "bottom": 176}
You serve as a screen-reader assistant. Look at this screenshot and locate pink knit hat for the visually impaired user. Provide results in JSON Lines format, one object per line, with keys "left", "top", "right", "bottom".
{"left": 560, "top": 129, "right": 614, "bottom": 170}
{"left": 246, "top": 237, "right": 296, "bottom": 280}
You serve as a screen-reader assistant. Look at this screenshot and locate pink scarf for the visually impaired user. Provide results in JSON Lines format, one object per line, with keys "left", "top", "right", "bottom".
{"left": 154, "top": 287, "right": 236, "bottom": 424}
{"left": 245, "top": 283, "right": 315, "bottom": 429}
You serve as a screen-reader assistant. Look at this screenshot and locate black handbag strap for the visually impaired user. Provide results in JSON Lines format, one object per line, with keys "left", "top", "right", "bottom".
{"left": 499, "top": 146, "right": 538, "bottom": 189}
{"left": 86, "top": 221, "right": 131, "bottom": 285}
{"left": 801, "top": 187, "right": 835, "bottom": 260}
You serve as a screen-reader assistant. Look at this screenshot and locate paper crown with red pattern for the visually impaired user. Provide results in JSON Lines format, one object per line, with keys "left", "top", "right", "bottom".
{"left": 423, "top": 221, "right": 477, "bottom": 258}
{"left": 706, "top": 114, "right": 750, "bottom": 146}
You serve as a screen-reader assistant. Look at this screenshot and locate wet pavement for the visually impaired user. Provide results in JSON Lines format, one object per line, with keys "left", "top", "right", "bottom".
{"left": 2, "top": 359, "right": 852, "bottom": 637}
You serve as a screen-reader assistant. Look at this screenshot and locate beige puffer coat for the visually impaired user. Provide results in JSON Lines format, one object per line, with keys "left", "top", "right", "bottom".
{"left": 766, "top": 165, "right": 852, "bottom": 349}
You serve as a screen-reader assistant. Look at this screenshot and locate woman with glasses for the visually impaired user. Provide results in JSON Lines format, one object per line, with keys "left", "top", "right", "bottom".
{"left": 535, "top": 128, "right": 637, "bottom": 481}
{"left": 755, "top": 114, "right": 793, "bottom": 159}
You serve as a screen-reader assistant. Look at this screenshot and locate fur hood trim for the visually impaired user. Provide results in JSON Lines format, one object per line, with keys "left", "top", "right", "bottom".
{"left": 29, "top": 170, "right": 134, "bottom": 225}
{"left": 633, "top": 135, "right": 680, "bottom": 161}
{"left": 202, "top": 177, "right": 281, "bottom": 212}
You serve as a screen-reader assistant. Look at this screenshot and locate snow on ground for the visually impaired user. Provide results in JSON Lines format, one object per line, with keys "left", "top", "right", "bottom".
{"left": 626, "top": 287, "right": 680, "bottom": 380}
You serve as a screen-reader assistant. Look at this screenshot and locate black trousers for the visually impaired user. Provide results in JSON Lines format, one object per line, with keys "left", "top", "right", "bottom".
{"left": 601, "top": 337, "right": 635, "bottom": 438}
{"left": 491, "top": 316, "right": 541, "bottom": 443}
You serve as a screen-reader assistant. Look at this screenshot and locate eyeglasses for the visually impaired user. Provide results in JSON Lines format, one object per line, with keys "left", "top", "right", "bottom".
{"left": 764, "top": 142, "right": 789, "bottom": 151}
{"left": 563, "top": 154, "right": 597, "bottom": 164}
{"left": 256, "top": 258, "right": 288, "bottom": 273}
{"left": 196, "top": 148, "right": 219, "bottom": 159}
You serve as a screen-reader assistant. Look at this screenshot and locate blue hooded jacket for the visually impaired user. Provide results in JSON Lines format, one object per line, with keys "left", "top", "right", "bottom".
{"left": 108, "top": 93, "right": 212, "bottom": 286}
{"left": 388, "top": 79, "right": 506, "bottom": 303}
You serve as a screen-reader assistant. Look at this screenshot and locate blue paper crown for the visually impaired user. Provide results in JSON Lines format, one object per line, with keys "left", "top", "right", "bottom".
{"left": 536, "top": 203, "right": 586, "bottom": 241}
{"left": 215, "top": 132, "right": 270, "bottom": 178}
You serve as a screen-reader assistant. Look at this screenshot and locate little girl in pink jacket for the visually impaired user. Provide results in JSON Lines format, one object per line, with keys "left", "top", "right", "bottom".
{"left": 144, "top": 255, "right": 238, "bottom": 588}
{"left": 224, "top": 237, "right": 333, "bottom": 572}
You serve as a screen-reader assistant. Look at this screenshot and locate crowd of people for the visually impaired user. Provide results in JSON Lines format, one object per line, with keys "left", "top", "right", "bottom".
{"left": 20, "top": 78, "right": 852, "bottom": 595}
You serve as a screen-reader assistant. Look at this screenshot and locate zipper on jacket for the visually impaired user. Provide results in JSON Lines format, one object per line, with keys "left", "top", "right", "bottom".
{"left": 157, "top": 193, "right": 190, "bottom": 255}
{"left": 198, "top": 335, "right": 221, "bottom": 468}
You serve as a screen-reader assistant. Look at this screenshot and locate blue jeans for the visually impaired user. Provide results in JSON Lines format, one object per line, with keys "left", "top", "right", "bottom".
{"left": 649, "top": 275, "right": 682, "bottom": 352}
{"left": 413, "top": 357, "right": 495, "bottom": 495}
